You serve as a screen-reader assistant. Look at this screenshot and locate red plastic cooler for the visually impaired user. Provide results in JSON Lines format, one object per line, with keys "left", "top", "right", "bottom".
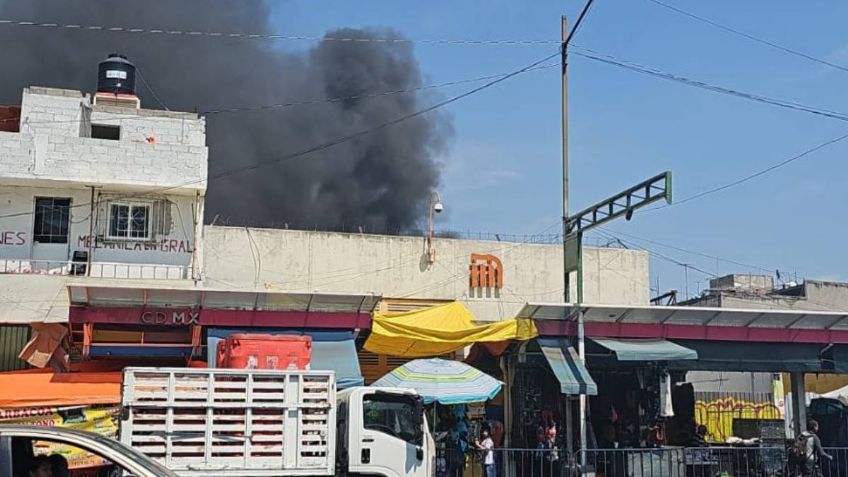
{"left": 216, "top": 334, "right": 312, "bottom": 370}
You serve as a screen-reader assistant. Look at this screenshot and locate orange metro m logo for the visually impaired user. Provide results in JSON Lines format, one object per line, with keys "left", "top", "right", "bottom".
{"left": 469, "top": 254, "right": 503, "bottom": 290}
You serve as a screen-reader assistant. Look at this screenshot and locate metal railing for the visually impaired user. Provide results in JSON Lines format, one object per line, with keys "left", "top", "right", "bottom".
{"left": 0, "top": 258, "right": 190, "bottom": 280}
{"left": 437, "top": 446, "right": 848, "bottom": 477}
{"left": 439, "top": 448, "right": 572, "bottom": 477}
{"left": 579, "top": 448, "right": 685, "bottom": 477}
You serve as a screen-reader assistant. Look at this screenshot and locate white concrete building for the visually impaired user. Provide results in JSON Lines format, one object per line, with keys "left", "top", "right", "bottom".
{"left": 202, "top": 227, "right": 651, "bottom": 321}
{"left": 0, "top": 86, "right": 207, "bottom": 280}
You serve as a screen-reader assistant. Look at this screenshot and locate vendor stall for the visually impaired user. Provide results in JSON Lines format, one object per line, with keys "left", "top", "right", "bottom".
{"left": 0, "top": 369, "right": 121, "bottom": 475}
{"left": 373, "top": 358, "right": 504, "bottom": 477}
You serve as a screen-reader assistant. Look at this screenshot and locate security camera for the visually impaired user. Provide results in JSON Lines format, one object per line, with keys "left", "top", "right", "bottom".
{"left": 433, "top": 202, "right": 444, "bottom": 214}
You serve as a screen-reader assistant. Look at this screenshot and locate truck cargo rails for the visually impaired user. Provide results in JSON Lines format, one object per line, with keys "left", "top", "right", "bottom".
{"left": 119, "top": 367, "right": 434, "bottom": 477}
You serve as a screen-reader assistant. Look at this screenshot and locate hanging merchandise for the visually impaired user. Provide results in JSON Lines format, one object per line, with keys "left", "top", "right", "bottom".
{"left": 660, "top": 370, "right": 674, "bottom": 418}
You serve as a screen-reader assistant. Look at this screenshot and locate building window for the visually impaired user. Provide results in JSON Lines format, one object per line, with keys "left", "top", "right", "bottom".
{"left": 91, "top": 124, "right": 120, "bottom": 140}
{"left": 107, "top": 203, "right": 150, "bottom": 240}
{"left": 33, "top": 197, "right": 71, "bottom": 244}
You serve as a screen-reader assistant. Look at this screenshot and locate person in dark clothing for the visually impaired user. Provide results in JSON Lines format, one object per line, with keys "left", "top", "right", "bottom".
{"left": 799, "top": 420, "right": 832, "bottom": 477}
{"left": 690, "top": 425, "right": 709, "bottom": 447}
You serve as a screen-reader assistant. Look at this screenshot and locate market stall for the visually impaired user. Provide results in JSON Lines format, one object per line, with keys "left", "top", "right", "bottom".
{"left": 372, "top": 358, "right": 504, "bottom": 477}
{"left": 0, "top": 369, "right": 121, "bottom": 476}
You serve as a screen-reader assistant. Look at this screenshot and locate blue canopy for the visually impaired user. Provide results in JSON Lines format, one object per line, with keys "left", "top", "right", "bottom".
{"left": 207, "top": 328, "right": 365, "bottom": 389}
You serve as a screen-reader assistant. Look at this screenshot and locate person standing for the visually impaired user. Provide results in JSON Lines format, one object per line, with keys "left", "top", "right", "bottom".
{"left": 474, "top": 428, "right": 496, "bottom": 477}
{"left": 796, "top": 420, "right": 832, "bottom": 477}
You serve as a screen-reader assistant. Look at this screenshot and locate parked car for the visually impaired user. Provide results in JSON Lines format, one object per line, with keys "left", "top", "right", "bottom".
{"left": 0, "top": 425, "right": 178, "bottom": 477}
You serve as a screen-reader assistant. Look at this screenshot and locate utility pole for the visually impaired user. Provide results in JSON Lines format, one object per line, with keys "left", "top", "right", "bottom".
{"left": 562, "top": 14, "right": 570, "bottom": 306}
{"left": 557, "top": 0, "right": 671, "bottom": 463}
{"left": 561, "top": 15, "right": 576, "bottom": 459}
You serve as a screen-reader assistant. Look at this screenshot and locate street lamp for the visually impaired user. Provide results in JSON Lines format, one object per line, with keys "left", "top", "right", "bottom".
{"left": 427, "top": 191, "right": 444, "bottom": 264}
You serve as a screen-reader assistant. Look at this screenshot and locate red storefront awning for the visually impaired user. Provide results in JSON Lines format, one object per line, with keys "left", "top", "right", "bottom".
{"left": 67, "top": 285, "right": 380, "bottom": 329}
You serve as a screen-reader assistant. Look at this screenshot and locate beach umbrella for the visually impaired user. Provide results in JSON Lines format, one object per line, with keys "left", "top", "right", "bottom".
{"left": 372, "top": 358, "right": 502, "bottom": 405}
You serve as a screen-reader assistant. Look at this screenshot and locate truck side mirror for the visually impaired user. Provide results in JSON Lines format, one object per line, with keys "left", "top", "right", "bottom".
{"left": 416, "top": 446, "right": 424, "bottom": 461}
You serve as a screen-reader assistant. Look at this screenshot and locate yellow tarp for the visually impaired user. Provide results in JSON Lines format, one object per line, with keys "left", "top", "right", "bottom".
{"left": 365, "top": 301, "right": 537, "bottom": 357}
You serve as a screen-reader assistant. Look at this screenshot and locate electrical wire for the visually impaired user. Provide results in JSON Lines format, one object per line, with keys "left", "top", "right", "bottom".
{"left": 564, "top": 0, "right": 596, "bottom": 47}
{"left": 644, "top": 0, "right": 848, "bottom": 75}
{"left": 646, "top": 130, "right": 848, "bottom": 212}
{"left": 0, "top": 62, "right": 560, "bottom": 125}
{"left": 571, "top": 47, "right": 848, "bottom": 123}
{"left": 135, "top": 66, "right": 170, "bottom": 111}
{"left": 593, "top": 227, "right": 716, "bottom": 277}
{"left": 595, "top": 225, "right": 775, "bottom": 274}
{"left": 0, "top": 49, "right": 562, "bottom": 223}
{"left": 0, "top": 18, "right": 559, "bottom": 46}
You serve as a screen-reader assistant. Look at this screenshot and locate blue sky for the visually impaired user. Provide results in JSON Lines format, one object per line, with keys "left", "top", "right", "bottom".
{"left": 270, "top": 1, "right": 848, "bottom": 297}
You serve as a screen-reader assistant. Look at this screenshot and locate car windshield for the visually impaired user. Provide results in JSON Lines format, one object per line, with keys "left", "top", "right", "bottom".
{"left": 28, "top": 429, "right": 178, "bottom": 477}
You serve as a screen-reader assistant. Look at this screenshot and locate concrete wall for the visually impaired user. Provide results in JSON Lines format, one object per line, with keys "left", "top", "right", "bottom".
{"left": 202, "top": 227, "right": 650, "bottom": 321}
{"left": 0, "top": 87, "right": 207, "bottom": 192}
{"left": 0, "top": 87, "right": 208, "bottom": 277}
{"left": 801, "top": 280, "right": 848, "bottom": 311}
{"left": 0, "top": 184, "right": 198, "bottom": 274}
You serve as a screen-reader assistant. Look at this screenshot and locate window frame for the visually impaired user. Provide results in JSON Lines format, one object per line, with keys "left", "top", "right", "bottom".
{"left": 106, "top": 201, "right": 152, "bottom": 241}
{"left": 32, "top": 197, "right": 72, "bottom": 244}
{"left": 90, "top": 123, "right": 121, "bottom": 140}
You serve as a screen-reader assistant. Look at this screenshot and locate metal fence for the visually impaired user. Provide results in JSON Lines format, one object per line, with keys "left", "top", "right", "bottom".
{"left": 439, "top": 446, "right": 848, "bottom": 477}
{"left": 439, "top": 448, "right": 572, "bottom": 477}
{"left": 0, "top": 258, "right": 189, "bottom": 279}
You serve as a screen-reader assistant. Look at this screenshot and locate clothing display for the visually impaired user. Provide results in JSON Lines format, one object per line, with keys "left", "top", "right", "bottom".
{"left": 659, "top": 370, "right": 674, "bottom": 418}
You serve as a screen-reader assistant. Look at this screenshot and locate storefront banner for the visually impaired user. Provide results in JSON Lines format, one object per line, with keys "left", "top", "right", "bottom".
{"left": 0, "top": 405, "right": 119, "bottom": 469}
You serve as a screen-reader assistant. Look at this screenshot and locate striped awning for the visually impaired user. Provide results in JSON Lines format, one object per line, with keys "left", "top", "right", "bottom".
{"left": 371, "top": 358, "right": 502, "bottom": 405}
{"left": 538, "top": 338, "right": 598, "bottom": 395}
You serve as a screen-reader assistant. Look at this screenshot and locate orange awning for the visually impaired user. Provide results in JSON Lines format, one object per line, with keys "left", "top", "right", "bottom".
{"left": 0, "top": 370, "right": 121, "bottom": 409}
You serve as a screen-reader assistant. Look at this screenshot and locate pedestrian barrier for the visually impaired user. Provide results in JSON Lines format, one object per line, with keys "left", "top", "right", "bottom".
{"left": 437, "top": 446, "right": 848, "bottom": 477}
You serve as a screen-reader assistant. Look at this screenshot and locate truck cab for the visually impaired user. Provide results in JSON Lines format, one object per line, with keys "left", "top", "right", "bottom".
{"left": 337, "top": 387, "right": 434, "bottom": 477}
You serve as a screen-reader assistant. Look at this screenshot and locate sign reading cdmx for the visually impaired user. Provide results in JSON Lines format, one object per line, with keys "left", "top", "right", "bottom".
{"left": 140, "top": 310, "right": 200, "bottom": 325}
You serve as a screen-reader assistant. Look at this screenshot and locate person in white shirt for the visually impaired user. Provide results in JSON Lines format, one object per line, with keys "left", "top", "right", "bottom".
{"left": 474, "top": 428, "right": 496, "bottom": 477}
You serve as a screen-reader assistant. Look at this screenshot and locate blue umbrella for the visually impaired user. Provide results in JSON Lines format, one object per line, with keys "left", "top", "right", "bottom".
{"left": 371, "top": 358, "right": 502, "bottom": 405}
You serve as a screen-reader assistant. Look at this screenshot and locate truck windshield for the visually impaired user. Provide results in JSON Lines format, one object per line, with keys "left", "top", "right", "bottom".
{"left": 363, "top": 394, "right": 423, "bottom": 446}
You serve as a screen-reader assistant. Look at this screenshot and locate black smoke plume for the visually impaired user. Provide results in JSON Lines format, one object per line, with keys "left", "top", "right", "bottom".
{"left": 0, "top": 1, "right": 451, "bottom": 233}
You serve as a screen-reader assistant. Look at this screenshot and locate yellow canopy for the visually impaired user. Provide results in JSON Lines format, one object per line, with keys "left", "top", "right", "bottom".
{"left": 364, "top": 301, "right": 537, "bottom": 357}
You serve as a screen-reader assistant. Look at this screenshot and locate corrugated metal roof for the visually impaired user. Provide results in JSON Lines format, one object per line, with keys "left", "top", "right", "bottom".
{"left": 0, "top": 325, "right": 30, "bottom": 371}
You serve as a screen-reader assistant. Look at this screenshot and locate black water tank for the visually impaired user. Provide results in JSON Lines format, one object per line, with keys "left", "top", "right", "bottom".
{"left": 97, "top": 54, "right": 136, "bottom": 95}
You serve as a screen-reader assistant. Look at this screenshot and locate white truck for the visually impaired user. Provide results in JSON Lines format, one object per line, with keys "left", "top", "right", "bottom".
{"left": 119, "top": 368, "right": 434, "bottom": 477}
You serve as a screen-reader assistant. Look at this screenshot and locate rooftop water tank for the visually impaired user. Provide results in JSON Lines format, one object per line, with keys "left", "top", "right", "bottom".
{"left": 97, "top": 54, "right": 136, "bottom": 95}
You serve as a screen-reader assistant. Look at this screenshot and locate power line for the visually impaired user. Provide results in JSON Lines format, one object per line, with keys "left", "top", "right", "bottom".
{"left": 571, "top": 47, "right": 848, "bottom": 123}
{"left": 0, "top": 49, "right": 562, "bottom": 222}
{"left": 595, "top": 225, "right": 775, "bottom": 274}
{"left": 0, "top": 62, "right": 560, "bottom": 125}
{"left": 135, "top": 66, "right": 169, "bottom": 111}
{"left": 593, "top": 227, "right": 717, "bottom": 277}
{"left": 0, "top": 18, "right": 559, "bottom": 46}
{"left": 564, "top": 0, "right": 596, "bottom": 47}
{"left": 647, "top": 130, "right": 848, "bottom": 211}
{"left": 644, "top": 0, "right": 848, "bottom": 75}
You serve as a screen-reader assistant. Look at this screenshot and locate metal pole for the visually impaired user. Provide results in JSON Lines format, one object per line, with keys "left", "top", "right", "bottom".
{"left": 577, "top": 233, "right": 587, "bottom": 460}
{"left": 562, "top": 15, "right": 570, "bottom": 304}
{"left": 86, "top": 187, "right": 96, "bottom": 277}
{"left": 562, "top": 15, "right": 577, "bottom": 462}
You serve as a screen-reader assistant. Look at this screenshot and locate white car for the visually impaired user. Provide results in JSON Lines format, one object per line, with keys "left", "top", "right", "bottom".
{"left": 0, "top": 425, "right": 178, "bottom": 477}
